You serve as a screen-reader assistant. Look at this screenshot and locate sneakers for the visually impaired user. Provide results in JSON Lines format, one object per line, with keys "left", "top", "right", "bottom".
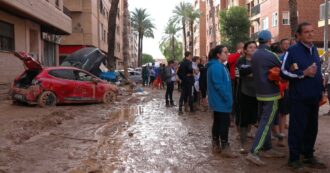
{"left": 239, "top": 147, "right": 249, "bottom": 154}
{"left": 221, "top": 143, "right": 238, "bottom": 158}
{"left": 246, "top": 153, "right": 266, "bottom": 166}
{"left": 170, "top": 102, "right": 176, "bottom": 107}
{"left": 303, "top": 157, "right": 327, "bottom": 169}
{"left": 260, "top": 149, "right": 285, "bottom": 158}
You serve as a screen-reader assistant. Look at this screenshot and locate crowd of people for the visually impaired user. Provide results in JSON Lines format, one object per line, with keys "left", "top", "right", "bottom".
{"left": 152, "top": 22, "right": 328, "bottom": 172}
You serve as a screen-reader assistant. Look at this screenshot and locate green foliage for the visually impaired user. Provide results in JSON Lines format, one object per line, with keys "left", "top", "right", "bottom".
{"left": 219, "top": 6, "right": 250, "bottom": 52}
{"left": 131, "top": 8, "right": 155, "bottom": 38}
{"left": 142, "top": 53, "right": 155, "bottom": 64}
{"left": 160, "top": 39, "right": 183, "bottom": 62}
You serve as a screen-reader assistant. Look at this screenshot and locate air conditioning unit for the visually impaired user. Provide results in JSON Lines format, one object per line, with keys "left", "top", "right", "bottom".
{"left": 320, "top": 1, "right": 330, "bottom": 20}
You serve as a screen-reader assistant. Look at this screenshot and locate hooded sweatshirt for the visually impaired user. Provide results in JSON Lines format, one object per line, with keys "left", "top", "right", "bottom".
{"left": 207, "top": 59, "right": 233, "bottom": 113}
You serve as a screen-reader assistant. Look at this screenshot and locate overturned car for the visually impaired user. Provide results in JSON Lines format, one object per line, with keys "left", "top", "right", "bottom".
{"left": 10, "top": 52, "right": 118, "bottom": 107}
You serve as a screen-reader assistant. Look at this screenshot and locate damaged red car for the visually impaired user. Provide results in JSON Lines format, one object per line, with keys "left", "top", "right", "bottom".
{"left": 10, "top": 52, "right": 118, "bottom": 107}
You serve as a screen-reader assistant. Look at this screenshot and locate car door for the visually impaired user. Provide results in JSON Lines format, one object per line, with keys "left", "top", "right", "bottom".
{"left": 48, "top": 69, "right": 77, "bottom": 102}
{"left": 72, "top": 70, "right": 96, "bottom": 101}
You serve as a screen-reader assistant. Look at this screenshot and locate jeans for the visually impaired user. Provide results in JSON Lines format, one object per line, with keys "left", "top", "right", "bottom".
{"left": 165, "top": 81, "right": 174, "bottom": 104}
{"left": 179, "top": 82, "right": 194, "bottom": 111}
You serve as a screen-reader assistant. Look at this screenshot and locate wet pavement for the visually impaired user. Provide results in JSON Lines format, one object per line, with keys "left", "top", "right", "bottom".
{"left": 0, "top": 89, "right": 330, "bottom": 173}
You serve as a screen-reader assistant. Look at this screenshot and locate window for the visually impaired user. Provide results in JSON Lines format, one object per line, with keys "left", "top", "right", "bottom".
{"left": 55, "top": 0, "right": 59, "bottom": 7}
{"left": 262, "top": 17, "right": 269, "bottom": 30}
{"left": 272, "top": 12, "right": 278, "bottom": 27}
{"left": 282, "top": 11, "right": 290, "bottom": 25}
{"left": 49, "top": 69, "right": 76, "bottom": 80}
{"left": 0, "top": 21, "right": 14, "bottom": 51}
{"left": 74, "top": 70, "right": 94, "bottom": 81}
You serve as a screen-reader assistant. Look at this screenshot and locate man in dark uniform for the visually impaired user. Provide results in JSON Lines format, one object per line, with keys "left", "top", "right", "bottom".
{"left": 178, "top": 52, "right": 194, "bottom": 114}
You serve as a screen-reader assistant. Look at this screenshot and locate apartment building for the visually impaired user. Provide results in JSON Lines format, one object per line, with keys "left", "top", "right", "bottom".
{"left": 247, "top": 0, "right": 329, "bottom": 46}
{"left": 0, "top": 0, "right": 72, "bottom": 84}
{"left": 60, "top": 0, "right": 125, "bottom": 69}
{"left": 129, "top": 30, "right": 138, "bottom": 68}
{"left": 193, "top": 0, "right": 207, "bottom": 57}
{"left": 205, "top": 0, "right": 245, "bottom": 54}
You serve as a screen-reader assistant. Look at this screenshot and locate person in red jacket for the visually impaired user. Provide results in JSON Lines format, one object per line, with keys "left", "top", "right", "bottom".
{"left": 227, "top": 42, "right": 244, "bottom": 125}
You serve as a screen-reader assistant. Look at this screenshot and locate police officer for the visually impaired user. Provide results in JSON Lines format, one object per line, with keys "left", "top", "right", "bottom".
{"left": 178, "top": 51, "right": 194, "bottom": 114}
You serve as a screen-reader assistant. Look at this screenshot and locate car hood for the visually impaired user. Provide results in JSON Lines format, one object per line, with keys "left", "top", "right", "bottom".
{"left": 14, "top": 52, "right": 42, "bottom": 71}
{"left": 61, "top": 47, "right": 106, "bottom": 76}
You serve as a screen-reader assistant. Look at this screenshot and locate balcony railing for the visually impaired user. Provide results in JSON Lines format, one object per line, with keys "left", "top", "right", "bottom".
{"left": 251, "top": 4, "right": 260, "bottom": 17}
{"left": 251, "top": 31, "right": 260, "bottom": 40}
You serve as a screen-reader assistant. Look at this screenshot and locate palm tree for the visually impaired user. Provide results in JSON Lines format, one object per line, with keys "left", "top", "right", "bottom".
{"left": 172, "top": 2, "right": 190, "bottom": 52}
{"left": 209, "top": 0, "right": 217, "bottom": 48}
{"left": 187, "top": 4, "right": 201, "bottom": 53}
{"left": 289, "top": 0, "right": 298, "bottom": 38}
{"left": 122, "top": 0, "right": 129, "bottom": 79}
{"left": 131, "top": 8, "right": 155, "bottom": 67}
{"left": 161, "top": 21, "right": 181, "bottom": 60}
{"left": 107, "top": 0, "right": 120, "bottom": 70}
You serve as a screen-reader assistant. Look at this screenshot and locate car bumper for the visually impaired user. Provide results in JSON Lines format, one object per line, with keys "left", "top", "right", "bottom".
{"left": 11, "top": 85, "right": 42, "bottom": 104}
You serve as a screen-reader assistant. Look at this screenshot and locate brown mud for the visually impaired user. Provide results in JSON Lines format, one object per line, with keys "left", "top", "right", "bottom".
{"left": 0, "top": 88, "right": 329, "bottom": 173}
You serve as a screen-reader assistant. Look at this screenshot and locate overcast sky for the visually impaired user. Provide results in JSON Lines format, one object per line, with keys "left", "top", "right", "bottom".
{"left": 128, "top": 0, "right": 192, "bottom": 59}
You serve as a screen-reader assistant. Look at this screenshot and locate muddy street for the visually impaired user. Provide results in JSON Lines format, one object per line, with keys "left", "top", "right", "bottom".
{"left": 0, "top": 89, "right": 330, "bottom": 173}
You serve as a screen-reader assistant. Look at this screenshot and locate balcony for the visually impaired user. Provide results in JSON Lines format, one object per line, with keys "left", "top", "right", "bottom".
{"left": 0, "top": 0, "right": 72, "bottom": 34}
{"left": 251, "top": 31, "right": 260, "bottom": 41}
{"left": 251, "top": 4, "right": 260, "bottom": 17}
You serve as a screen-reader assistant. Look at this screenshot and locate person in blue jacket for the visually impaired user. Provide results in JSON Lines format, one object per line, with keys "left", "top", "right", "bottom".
{"left": 281, "top": 22, "right": 327, "bottom": 171}
{"left": 207, "top": 45, "right": 238, "bottom": 158}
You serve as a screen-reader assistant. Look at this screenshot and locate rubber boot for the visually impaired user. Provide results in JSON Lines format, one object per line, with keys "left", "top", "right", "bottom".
{"left": 221, "top": 143, "right": 238, "bottom": 158}
{"left": 212, "top": 137, "right": 221, "bottom": 153}
{"left": 239, "top": 127, "right": 248, "bottom": 154}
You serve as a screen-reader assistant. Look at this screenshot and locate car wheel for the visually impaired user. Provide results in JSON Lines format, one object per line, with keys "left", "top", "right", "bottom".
{"left": 37, "top": 91, "right": 57, "bottom": 107}
{"left": 102, "top": 91, "right": 116, "bottom": 104}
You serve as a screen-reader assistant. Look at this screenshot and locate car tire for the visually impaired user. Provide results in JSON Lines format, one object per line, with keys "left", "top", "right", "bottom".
{"left": 102, "top": 91, "right": 116, "bottom": 104}
{"left": 37, "top": 91, "right": 57, "bottom": 107}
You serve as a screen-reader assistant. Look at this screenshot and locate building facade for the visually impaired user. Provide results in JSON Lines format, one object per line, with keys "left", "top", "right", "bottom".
{"left": 205, "top": 0, "right": 245, "bottom": 54}
{"left": 0, "top": 0, "right": 72, "bottom": 84}
{"left": 193, "top": 0, "right": 207, "bottom": 57}
{"left": 60, "top": 0, "right": 126, "bottom": 69}
{"left": 247, "top": 0, "right": 329, "bottom": 46}
{"left": 129, "top": 30, "right": 138, "bottom": 68}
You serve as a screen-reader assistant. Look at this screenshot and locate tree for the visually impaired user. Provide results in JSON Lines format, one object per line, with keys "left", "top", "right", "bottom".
{"left": 288, "top": 0, "right": 298, "bottom": 38}
{"left": 219, "top": 6, "right": 250, "bottom": 52}
{"left": 160, "top": 21, "right": 181, "bottom": 61}
{"left": 208, "top": 0, "right": 217, "bottom": 48}
{"left": 142, "top": 53, "right": 155, "bottom": 64}
{"left": 160, "top": 39, "right": 183, "bottom": 62}
{"left": 186, "top": 4, "right": 201, "bottom": 53}
{"left": 131, "top": 8, "right": 155, "bottom": 67}
{"left": 122, "top": 0, "right": 129, "bottom": 79}
{"left": 107, "top": 0, "right": 120, "bottom": 70}
{"left": 171, "top": 2, "right": 190, "bottom": 52}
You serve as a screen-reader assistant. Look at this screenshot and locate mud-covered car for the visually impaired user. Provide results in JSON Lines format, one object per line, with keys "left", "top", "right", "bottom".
{"left": 10, "top": 52, "right": 118, "bottom": 107}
